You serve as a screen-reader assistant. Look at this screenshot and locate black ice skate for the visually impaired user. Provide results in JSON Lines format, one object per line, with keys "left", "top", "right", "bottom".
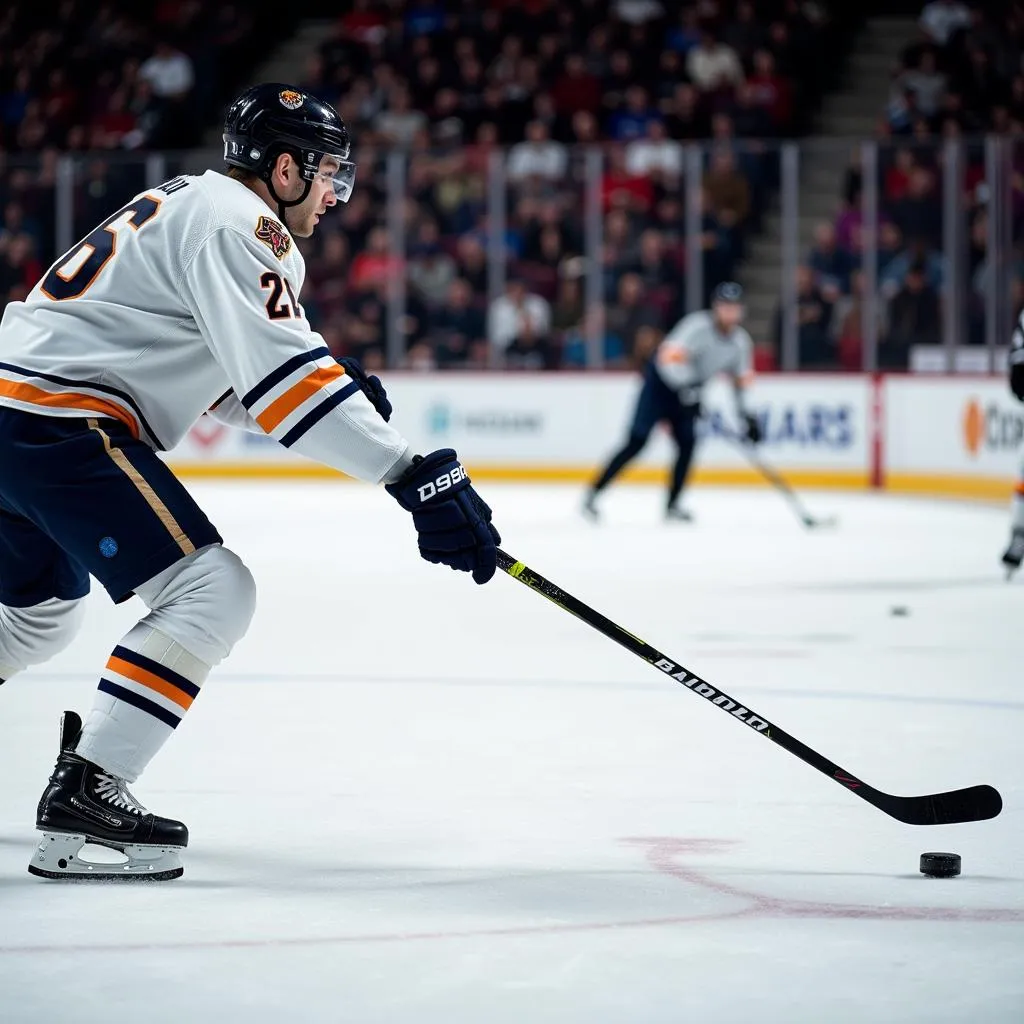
{"left": 28, "top": 710, "right": 187, "bottom": 881}
{"left": 1002, "top": 529, "right": 1024, "bottom": 580}
{"left": 581, "top": 491, "right": 600, "bottom": 522}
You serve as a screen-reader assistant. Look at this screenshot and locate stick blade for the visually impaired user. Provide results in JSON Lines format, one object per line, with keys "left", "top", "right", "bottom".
{"left": 873, "top": 784, "right": 1002, "bottom": 825}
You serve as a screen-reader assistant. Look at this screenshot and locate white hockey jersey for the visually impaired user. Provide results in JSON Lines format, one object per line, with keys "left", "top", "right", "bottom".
{"left": 653, "top": 310, "right": 753, "bottom": 411}
{"left": 0, "top": 170, "right": 411, "bottom": 484}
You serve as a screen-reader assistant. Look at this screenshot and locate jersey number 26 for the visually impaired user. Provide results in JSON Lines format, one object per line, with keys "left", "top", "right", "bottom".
{"left": 41, "top": 196, "right": 161, "bottom": 301}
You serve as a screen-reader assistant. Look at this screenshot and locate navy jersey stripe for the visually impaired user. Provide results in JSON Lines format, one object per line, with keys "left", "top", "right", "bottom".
{"left": 0, "top": 361, "right": 165, "bottom": 449}
{"left": 279, "top": 380, "right": 361, "bottom": 448}
{"left": 241, "top": 347, "right": 331, "bottom": 410}
{"left": 111, "top": 644, "right": 200, "bottom": 698}
{"left": 98, "top": 679, "right": 181, "bottom": 728}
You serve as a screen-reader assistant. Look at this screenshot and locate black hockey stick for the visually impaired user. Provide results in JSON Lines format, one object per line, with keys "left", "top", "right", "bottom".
{"left": 497, "top": 549, "right": 1001, "bottom": 826}
{"left": 719, "top": 429, "right": 837, "bottom": 529}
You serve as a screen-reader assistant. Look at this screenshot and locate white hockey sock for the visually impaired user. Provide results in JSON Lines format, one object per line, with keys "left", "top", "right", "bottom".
{"left": 76, "top": 623, "right": 211, "bottom": 783}
{"left": 1012, "top": 490, "right": 1024, "bottom": 532}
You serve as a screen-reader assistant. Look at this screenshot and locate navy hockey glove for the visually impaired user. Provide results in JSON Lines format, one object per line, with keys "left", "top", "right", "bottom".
{"left": 385, "top": 449, "right": 501, "bottom": 584}
{"left": 337, "top": 356, "right": 392, "bottom": 422}
{"left": 742, "top": 412, "right": 762, "bottom": 444}
{"left": 1009, "top": 326, "right": 1024, "bottom": 402}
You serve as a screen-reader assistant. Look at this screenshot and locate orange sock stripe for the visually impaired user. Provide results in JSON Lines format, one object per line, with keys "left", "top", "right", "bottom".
{"left": 106, "top": 654, "right": 194, "bottom": 711}
{"left": 256, "top": 365, "right": 345, "bottom": 433}
{"left": 1015, "top": 481, "right": 1024, "bottom": 496}
{"left": 0, "top": 378, "right": 139, "bottom": 437}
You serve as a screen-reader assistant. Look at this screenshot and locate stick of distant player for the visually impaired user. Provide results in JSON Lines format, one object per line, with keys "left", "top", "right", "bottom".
{"left": 718, "top": 427, "right": 837, "bottom": 530}
{"left": 497, "top": 549, "right": 1001, "bottom": 826}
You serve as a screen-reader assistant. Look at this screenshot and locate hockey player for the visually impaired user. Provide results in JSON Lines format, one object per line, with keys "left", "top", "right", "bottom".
{"left": 1002, "top": 315, "right": 1024, "bottom": 577}
{"left": 0, "top": 83, "right": 500, "bottom": 881}
{"left": 583, "top": 282, "right": 760, "bottom": 521}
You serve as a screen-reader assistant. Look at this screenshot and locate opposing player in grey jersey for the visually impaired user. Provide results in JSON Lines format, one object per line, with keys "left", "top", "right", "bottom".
{"left": 1001, "top": 314, "right": 1024, "bottom": 577}
{"left": 583, "top": 282, "right": 761, "bottom": 521}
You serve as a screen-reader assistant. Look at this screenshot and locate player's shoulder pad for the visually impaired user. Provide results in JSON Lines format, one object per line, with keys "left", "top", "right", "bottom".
{"left": 197, "top": 170, "right": 296, "bottom": 263}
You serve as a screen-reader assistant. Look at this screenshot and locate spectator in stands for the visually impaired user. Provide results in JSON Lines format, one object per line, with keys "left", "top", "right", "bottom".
{"left": 881, "top": 236, "right": 944, "bottom": 298}
{"left": 138, "top": 40, "right": 196, "bottom": 147}
{"left": 774, "top": 265, "right": 834, "bottom": 368}
{"left": 551, "top": 267, "right": 586, "bottom": 337}
{"left": 453, "top": 233, "right": 489, "bottom": 296}
{"left": 1, "top": 69, "right": 34, "bottom": 142}
{"left": 882, "top": 262, "right": 941, "bottom": 368}
{"left": 139, "top": 41, "right": 194, "bottom": 104}
{"left": 507, "top": 120, "right": 568, "bottom": 182}
{"left": 605, "top": 272, "right": 662, "bottom": 359}
{"left": 601, "top": 145, "right": 655, "bottom": 215}
{"left": 876, "top": 221, "right": 906, "bottom": 279}
{"left": 887, "top": 166, "right": 942, "bottom": 251}
{"left": 728, "top": 81, "right": 777, "bottom": 140}
{"left": 91, "top": 88, "right": 137, "bottom": 150}
{"left": 408, "top": 233, "right": 458, "bottom": 310}
{"left": 919, "top": 0, "right": 972, "bottom": 48}
{"left": 304, "top": 231, "right": 351, "bottom": 328}
{"left": 724, "top": 1, "right": 768, "bottom": 62}
{"left": 703, "top": 148, "right": 751, "bottom": 237}
{"left": 428, "top": 277, "right": 486, "bottom": 368}
{"left": 662, "top": 82, "right": 711, "bottom": 139}
{"left": 746, "top": 49, "right": 792, "bottom": 133}
{"left": 0, "top": 233, "right": 41, "bottom": 304}
{"left": 551, "top": 53, "right": 602, "bottom": 118}
{"left": 375, "top": 82, "right": 428, "bottom": 147}
{"left": 832, "top": 269, "right": 883, "bottom": 371}
{"left": 808, "top": 221, "right": 855, "bottom": 297}
{"left": 897, "top": 48, "right": 948, "bottom": 119}
{"left": 666, "top": 7, "right": 702, "bottom": 56}
{"left": 351, "top": 226, "right": 403, "bottom": 291}
{"left": 488, "top": 276, "right": 552, "bottom": 357}
{"left": 561, "top": 306, "right": 627, "bottom": 368}
{"left": 687, "top": 27, "right": 745, "bottom": 98}
{"left": 628, "top": 228, "right": 680, "bottom": 300}
{"left": 606, "top": 85, "right": 661, "bottom": 142}
{"left": 625, "top": 118, "right": 683, "bottom": 180}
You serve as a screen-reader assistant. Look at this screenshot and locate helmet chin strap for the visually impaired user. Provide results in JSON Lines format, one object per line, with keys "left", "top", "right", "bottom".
{"left": 266, "top": 176, "right": 313, "bottom": 228}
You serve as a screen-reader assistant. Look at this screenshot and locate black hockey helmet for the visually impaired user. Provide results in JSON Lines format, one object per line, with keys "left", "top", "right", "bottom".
{"left": 711, "top": 281, "right": 744, "bottom": 305}
{"left": 223, "top": 83, "right": 356, "bottom": 218}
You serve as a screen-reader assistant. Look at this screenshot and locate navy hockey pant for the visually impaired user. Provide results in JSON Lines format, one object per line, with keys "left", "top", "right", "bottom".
{"left": 0, "top": 409, "right": 221, "bottom": 607}
{"left": 592, "top": 370, "right": 699, "bottom": 508}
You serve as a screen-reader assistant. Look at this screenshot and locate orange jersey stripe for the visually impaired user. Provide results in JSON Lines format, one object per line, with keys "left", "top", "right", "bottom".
{"left": 256, "top": 364, "right": 345, "bottom": 433}
{"left": 0, "top": 378, "right": 139, "bottom": 438}
{"left": 658, "top": 348, "right": 688, "bottom": 365}
{"left": 107, "top": 654, "right": 195, "bottom": 711}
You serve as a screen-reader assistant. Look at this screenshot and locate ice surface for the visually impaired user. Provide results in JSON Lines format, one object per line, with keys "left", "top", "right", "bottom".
{"left": 1, "top": 481, "right": 1022, "bottom": 1023}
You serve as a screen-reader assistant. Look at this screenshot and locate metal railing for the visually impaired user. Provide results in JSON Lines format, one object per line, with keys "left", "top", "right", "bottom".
{"left": 1, "top": 136, "right": 1020, "bottom": 372}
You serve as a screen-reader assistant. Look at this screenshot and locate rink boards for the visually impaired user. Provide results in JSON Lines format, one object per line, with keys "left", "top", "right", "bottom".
{"left": 164, "top": 373, "right": 1022, "bottom": 502}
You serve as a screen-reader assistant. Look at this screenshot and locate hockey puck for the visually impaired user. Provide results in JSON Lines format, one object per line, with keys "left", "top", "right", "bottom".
{"left": 890, "top": 605, "right": 910, "bottom": 617}
{"left": 920, "top": 852, "right": 961, "bottom": 878}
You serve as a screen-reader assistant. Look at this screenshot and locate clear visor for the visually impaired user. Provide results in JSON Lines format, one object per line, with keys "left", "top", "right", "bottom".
{"left": 318, "top": 158, "right": 356, "bottom": 202}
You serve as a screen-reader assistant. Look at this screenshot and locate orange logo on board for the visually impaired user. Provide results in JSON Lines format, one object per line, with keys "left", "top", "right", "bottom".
{"left": 963, "top": 399, "right": 983, "bottom": 456}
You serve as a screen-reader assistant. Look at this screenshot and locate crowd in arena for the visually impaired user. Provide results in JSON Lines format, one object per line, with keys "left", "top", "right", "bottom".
{"left": 295, "top": 0, "right": 841, "bottom": 370}
{"left": 0, "top": 0, "right": 1022, "bottom": 372}
{"left": 789, "top": 0, "right": 1024, "bottom": 370}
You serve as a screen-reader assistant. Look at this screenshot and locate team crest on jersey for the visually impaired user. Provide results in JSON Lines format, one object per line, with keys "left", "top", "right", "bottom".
{"left": 254, "top": 215, "right": 291, "bottom": 259}
{"left": 278, "top": 89, "right": 304, "bottom": 110}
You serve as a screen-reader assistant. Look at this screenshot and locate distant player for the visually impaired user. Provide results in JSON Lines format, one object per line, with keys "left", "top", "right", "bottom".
{"left": 0, "top": 83, "right": 500, "bottom": 880}
{"left": 1002, "top": 313, "right": 1024, "bottom": 577}
{"left": 583, "top": 282, "right": 761, "bottom": 521}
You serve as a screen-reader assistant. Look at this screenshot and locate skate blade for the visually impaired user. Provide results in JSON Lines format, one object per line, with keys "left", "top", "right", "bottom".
{"left": 28, "top": 831, "right": 183, "bottom": 881}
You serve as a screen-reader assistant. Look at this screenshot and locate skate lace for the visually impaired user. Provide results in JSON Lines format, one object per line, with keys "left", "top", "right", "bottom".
{"left": 94, "top": 773, "right": 148, "bottom": 815}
